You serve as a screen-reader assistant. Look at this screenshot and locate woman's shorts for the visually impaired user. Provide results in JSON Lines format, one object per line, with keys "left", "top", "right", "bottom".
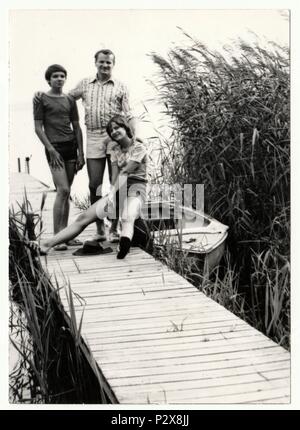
{"left": 45, "top": 140, "right": 77, "bottom": 163}
{"left": 101, "top": 179, "right": 147, "bottom": 221}
{"left": 118, "top": 178, "right": 147, "bottom": 206}
{"left": 107, "top": 179, "right": 147, "bottom": 220}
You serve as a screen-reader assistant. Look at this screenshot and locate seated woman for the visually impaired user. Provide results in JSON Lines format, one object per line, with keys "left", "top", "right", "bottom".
{"left": 34, "top": 64, "right": 85, "bottom": 251}
{"left": 36, "top": 115, "right": 148, "bottom": 259}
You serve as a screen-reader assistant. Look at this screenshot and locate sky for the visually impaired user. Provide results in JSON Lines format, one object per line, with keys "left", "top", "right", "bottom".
{"left": 2, "top": 0, "right": 300, "bottom": 412}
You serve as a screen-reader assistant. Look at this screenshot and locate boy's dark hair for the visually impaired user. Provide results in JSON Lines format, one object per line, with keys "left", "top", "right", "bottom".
{"left": 106, "top": 115, "right": 133, "bottom": 140}
{"left": 45, "top": 64, "right": 67, "bottom": 82}
{"left": 94, "top": 49, "right": 115, "bottom": 63}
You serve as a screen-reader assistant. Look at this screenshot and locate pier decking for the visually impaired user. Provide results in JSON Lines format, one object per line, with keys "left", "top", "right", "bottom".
{"left": 9, "top": 172, "right": 291, "bottom": 404}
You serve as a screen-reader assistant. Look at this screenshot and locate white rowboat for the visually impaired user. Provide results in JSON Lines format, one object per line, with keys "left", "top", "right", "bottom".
{"left": 133, "top": 201, "right": 229, "bottom": 271}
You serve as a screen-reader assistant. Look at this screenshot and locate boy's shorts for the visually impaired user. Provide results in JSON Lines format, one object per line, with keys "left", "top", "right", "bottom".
{"left": 45, "top": 140, "right": 77, "bottom": 163}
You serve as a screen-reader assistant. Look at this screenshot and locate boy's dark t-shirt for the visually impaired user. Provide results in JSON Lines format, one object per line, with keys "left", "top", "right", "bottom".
{"left": 33, "top": 93, "right": 79, "bottom": 143}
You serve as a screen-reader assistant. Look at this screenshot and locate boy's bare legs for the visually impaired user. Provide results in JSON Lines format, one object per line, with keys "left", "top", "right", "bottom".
{"left": 50, "top": 163, "right": 74, "bottom": 234}
{"left": 61, "top": 160, "right": 76, "bottom": 228}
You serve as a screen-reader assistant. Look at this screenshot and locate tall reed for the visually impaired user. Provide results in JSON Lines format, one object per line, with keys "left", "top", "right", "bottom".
{"left": 149, "top": 32, "right": 290, "bottom": 348}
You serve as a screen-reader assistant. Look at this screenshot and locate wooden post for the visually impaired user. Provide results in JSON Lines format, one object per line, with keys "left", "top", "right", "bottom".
{"left": 17, "top": 158, "right": 21, "bottom": 172}
{"left": 25, "top": 157, "right": 30, "bottom": 174}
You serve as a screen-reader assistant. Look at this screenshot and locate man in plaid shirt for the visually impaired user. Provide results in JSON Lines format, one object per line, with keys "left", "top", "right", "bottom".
{"left": 69, "top": 49, "right": 138, "bottom": 242}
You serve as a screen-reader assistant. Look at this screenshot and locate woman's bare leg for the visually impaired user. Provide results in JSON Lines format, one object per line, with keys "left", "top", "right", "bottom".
{"left": 120, "top": 197, "right": 142, "bottom": 240}
{"left": 41, "top": 196, "right": 110, "bottom": 252}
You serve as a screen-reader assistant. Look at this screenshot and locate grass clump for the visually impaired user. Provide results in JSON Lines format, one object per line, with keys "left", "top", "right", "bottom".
{"left": 72, "top": 193, "right": 90, "bottom": 211}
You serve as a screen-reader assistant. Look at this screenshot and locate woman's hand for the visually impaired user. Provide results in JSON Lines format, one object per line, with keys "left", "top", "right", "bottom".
{"left": 48, "top": 148, "right": 64, "bottom": 169}
{"left": 76, "top": 154, "right": 85, "bottom": 172}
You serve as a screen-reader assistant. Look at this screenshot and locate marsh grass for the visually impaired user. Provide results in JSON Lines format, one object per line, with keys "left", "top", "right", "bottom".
{"left": 72, "top": 193, "right": 90, "bottom": 211}
{"left": 9, "top": 196, "right": 109, "bottom": 403}
{"left": 149, "top": 32, "right": 290, "bottom": 348}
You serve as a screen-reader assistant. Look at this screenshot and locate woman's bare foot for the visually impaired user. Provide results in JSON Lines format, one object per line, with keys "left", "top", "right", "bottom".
{"left": 40, "top": 240, "right": 53, "bottom": 254}
{"left": 26, "top": 241, "right": 49, "bottom": 256}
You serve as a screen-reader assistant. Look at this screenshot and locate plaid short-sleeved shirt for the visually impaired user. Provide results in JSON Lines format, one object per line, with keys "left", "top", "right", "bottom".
{"left": 69, "top": 76, "right": 134, "bottom": 131}
{"left": 110, "top": 140, "right": 148, "bottom": 182}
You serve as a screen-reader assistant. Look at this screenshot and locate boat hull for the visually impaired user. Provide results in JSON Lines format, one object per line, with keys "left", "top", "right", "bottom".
{"left": 132, "top": 201, "right": 228, "bottom": 271}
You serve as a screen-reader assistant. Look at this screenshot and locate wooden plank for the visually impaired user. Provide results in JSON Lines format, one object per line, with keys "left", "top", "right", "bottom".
{"left": 59, "top": 290, "right": 213, "bottom": 315}
{"left": 114, "top": 372, "right": 290, "bottom": 399}
{"left": 53, "top": 274, "right": 182, "bottom": 288}
{"left": 46, "top": 253, "right": 155, "bottom": 265}
{"left": 86, "top": 329, "right": 268, "bottom": 351}
{"left": 59, "top": 294, "right": 222, "bottom": 311}
{"left": 180, "top": 385, "right": 291, "bottom": 404}
{"left": 81, "top": 322, "right": 251, "bottom": 343}
{"left": 99, "top": 344, "right": 289, "bottom": 375}
{"left": 76, "top": 313, "right": 241, "bottom": 334}
{"left": 46, "top": 268, "right": 173, "bottom": 283}
{"left": 92, "top": 332, "right": 272, "bottom": 354}
{"left": 103, "top": 354, "right": 290, "bottom": 380}
{"left": 46, "top": 260, "right": 163, "bottom": 274}
{"left": 46, "top": 261, "right": 165, "bottom": 274}
{"left": 117, "top": 382, "right": 290, "bottom": 404}
{"left": 109, "top": 361, "right": 290, "bottom": 388}
{"left": 93, "top": 339, "right": 281, "bottom": 363}
{"left": 53, "top": 273, "right": 180, "bottom": 286}
{"left": 81, "top": 318, "right": 244, "bottom": 337}
{"left": 57, "top": 280, "right": 199, "bottom": 296}
{"left": 70, "top": 310, "right": 227, "bottom": 329}
{"left": 258, "top": 396, "right": 290, "bottom": 404}
{"left": 72, "top": 306, "right": 242, "bottom": 325}
{"left": 99, "top": 346, "right": 289, "bottom": 373}
{"left": 59, "top": 287, "right": 199, "bottom": 302}
{"left": 52, "top": 269, "right": 181, "bottom": 282}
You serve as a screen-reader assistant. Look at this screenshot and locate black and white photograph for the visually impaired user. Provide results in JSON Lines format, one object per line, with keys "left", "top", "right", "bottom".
{"left": 2, "top": 0, "right": 298, "bottom": 411}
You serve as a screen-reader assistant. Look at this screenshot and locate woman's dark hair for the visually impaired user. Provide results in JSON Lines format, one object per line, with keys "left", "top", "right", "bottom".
{"left": 106, "top": 115, "right": 133, "bottom": 140}
{"left": 45, "top": 64, "right": 67, "bottom": 82}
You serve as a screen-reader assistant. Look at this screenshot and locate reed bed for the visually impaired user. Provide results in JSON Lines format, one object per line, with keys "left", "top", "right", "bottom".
{"left": 9, "top": 196, "right": 108, "bottom": 403}
{"left": 148, "top": 32, "right": 290, "bottom": 348}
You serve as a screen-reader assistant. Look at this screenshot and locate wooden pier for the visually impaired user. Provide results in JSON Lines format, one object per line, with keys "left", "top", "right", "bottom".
{"left": 9, "top": 173, "right": 291, "bottom": 404}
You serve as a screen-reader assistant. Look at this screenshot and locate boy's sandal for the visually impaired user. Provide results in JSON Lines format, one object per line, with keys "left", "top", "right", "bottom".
{"left": 91, "top": 233, "right": 107, "bottom": 242}
{"left": 54, "top": 244, "right": 68, "bottom": 251}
